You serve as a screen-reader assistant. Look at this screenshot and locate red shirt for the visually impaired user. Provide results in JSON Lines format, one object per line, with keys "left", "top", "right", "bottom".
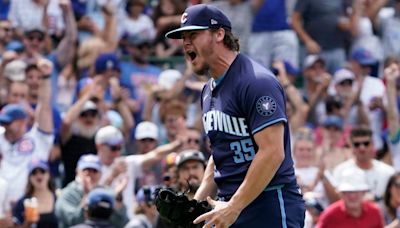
{"left": 317, "top": 200, "right": 384, "bottom": 228}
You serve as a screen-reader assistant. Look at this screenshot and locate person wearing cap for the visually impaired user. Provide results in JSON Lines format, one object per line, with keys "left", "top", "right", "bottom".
{"left": 0, "top": 58, "right": 53, "bottom": 206}
{"left": 349, "top": 47, "right": 386, "bottom": 151}
{"left": 333, "top": 125, "right": 395, "bottom": 203}
{"left": 60, "top": 95, "right": 100, "bottom": 186}
{"left": 120, "top": 29, "right": 162, "bottom": 123}
{"left": 55, "top": 154, "right": 129, "bottom": 228}
{"left": 272, "top": 59, "right": 309, "bottom": 134}
{"left": 134, "top": 121, "right": 159, "bottom": 155}
{"left": 165, "top": 4, "right": 305, "bottom": 227}
{"left": 317, "top": 168, "right": 384, "bottom": 228}
{"left": 12, "top": 159, "right": 58, "bottom": 227}
{"left": 99, "top": 125, "right": 183, "bottom": 219}
{"left": 175, "top": 150, "right": 207, "bottom": 200}
{"left": 70, "top": 187, "right": 116, "bottom": 228}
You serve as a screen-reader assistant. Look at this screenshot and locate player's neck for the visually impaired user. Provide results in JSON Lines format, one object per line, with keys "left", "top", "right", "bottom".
{"left": 209, "top": 51, "right": 238, "bottom": 80}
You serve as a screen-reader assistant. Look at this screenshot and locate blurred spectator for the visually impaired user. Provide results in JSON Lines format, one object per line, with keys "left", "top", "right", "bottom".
{"left": 70, "top": 187, "right": 116, "bottom": 228}
{"left": 98, "top": 125, "right": 182, "bottom": 218}
{"left": 292, "top": 0, "right": 348, "bottom": 74}
{"left": 376, "top": 0, "right": 400, "bottom": 60}
{"left": 349, "top": 0, "right": 384, "bottom": 68}
{"left": 301, "top": 55, "right": 331, "bottom": 126}
{"left": 125, "top": 186, "right": 159, "bottom": 228}
{"left": 0, "top": 58, "right": 53, "bottom": 206}
{"left": 120, "top": 33, "right": 161, "bottom": 126}
{"left": 249, "top": 0, "right": 298, "bottom": 67}
{"left": 134, "top": 121, "right": 159, "bottom": 155}
{"left": 350, "top": 48, "right": 386, "bottom": 151}
{"left": 0, "top": 170, "right": 11, "bottom": 227}
{"left": 317, "top": 167, "right": 384, "bottom": 228}
{"left": 12, "top": 159, "right": 57, "bottom": 227}
{"left": 272, "top": 59, "right": 309, "bottom": 134}
{"left": 333, "top": 125, "right": 395, "bottom": 202}
{"left": 60, "top": 97, "right": 100, "bottom": 187}
{"left": 152, "top": 0, "right": 186, "bottom": 58}
{"left": 175, "top": 149, "right": 207, "bottom": 199}
{"left": 383, "top": 63, "right": 400, "bottom": 170}
{"left": 211, "top": 0, "right": 252, "bottom": 55}
{"left": 159, "top": 99, "right": 187, "bottom": 144}
{"left": 118, "top": 0, "right": 155, "bottom": 41}
{"left": 55, "top": 154, "right": 128, "bottom": 228}
{"left": 0, "top": 20, "right": 13, "bottom": 54}
{"left": 8, "top": 0, "right": 64, "bottom": 37}
{"left": 382, "top": 173, "right": 400, "bottom": 225}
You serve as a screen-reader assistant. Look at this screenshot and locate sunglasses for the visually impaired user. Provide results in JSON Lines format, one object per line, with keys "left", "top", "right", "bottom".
{"left": 27, "top": 34, "right": 44, "bottom": 42}
{"left": 108, "top": 145, "right": 122, "bottom": 152}
{"left": 137, "top": 43, "right": 150, "bottom": 50}
{"left": 140, "top": 138, "right": 156, "bottom": 143}
{"left": 353, "top": 140, "right": 370, "bottom": 148}
{"left": 80, "top": 110, "right": 98, "bottom": 118}
{"left": 339, "top": 79, "right": 353, "bottom": 86}
{"left": 31, "top": 168, "right": 46, "bottom": 175}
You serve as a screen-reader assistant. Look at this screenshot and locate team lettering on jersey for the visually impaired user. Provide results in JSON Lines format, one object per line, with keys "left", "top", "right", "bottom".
{"left": 202, "top": 110, "right": 249, "bottom": 136}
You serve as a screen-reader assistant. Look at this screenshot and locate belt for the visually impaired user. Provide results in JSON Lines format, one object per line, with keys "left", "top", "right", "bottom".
{"left": 218, "top": 184, "right": 286, "bottom": 201}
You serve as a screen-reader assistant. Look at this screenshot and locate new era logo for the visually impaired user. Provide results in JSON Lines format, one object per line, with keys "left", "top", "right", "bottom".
{"left": 210, "top": 19, "right": 218, "bottom": 25}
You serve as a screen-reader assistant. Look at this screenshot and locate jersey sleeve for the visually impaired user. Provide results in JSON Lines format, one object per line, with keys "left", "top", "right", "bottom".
{"left": 29, "top": 124, "right": 55, "bottom": 160}
{"left": 239, "top": 75, "right": 287, "bottom": 135}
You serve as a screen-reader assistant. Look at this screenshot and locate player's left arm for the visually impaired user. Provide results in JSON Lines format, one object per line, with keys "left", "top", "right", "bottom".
{"left": 194, "top": 123, "right": 285, "bottom": 227}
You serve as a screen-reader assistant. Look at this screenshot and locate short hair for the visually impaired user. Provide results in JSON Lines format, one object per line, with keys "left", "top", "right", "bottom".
{"left": 159, "top": 99, "right": 187, "bottom": 124}
{"left": 350, "top": 125, "right": 372, "bottom": 140}
{"left": 210, "top": 28, "right": 240, "bottom": 52}
{"left": 87, "top": 205, "right": 113, "bottom": 220}
{"left": 25, "top": 63, "right": 39, "bottom": 74}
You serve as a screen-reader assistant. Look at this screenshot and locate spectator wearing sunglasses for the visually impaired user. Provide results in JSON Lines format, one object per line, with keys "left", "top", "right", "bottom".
{"left": 60, "top": 84, "right": 102, "bottom": 186}
{"left": 333, "top": 125, "right": 395, "bottom": 202}
{"left": 12, "top": 159, "right": 58, "bottom": 228}
{"left": 55, "top": 154, "right": 129, "bottom": 228}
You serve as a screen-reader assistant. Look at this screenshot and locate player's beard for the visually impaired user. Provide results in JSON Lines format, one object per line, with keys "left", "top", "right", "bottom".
{"left": 71, "top": 121, "right": 99, "bottom": 139}
{"left": 193, "top": 61, "right": 210, "bottom": 76}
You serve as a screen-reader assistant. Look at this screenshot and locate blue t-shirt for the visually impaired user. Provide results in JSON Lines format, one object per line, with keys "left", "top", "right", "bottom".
{"left": 252, "top": 0, "right": 290, "bottom": 32}
{"left": 201, "top": 54, "right": 295, "bottom": 197}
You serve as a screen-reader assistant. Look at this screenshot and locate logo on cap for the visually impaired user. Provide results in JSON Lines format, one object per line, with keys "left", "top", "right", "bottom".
{"left": 210, "top": 19, "right": 218, "bottom": 25}
{"left": 106, "top": 60, "right": 114, "bottom": 70}
{"left": 181, "top": 12, "right": 188, "bottom": 24}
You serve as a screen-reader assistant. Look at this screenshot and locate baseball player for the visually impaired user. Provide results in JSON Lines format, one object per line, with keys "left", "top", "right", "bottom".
{"left": 165, "top": 4, "right": 305, "bottom": 228}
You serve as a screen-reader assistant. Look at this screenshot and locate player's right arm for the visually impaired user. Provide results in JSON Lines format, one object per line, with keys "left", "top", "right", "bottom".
{"left": 194, "top": 156, "right": 218, "bottom": 201}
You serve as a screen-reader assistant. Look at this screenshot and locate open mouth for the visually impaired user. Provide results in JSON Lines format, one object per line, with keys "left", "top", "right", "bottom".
{"left": 187, "top": 51, "right": 197, "bottom": 62}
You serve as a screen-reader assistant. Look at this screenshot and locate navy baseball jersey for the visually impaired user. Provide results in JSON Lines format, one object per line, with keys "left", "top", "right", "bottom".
{"left": 201, "top": 54, "right": 295, "bottom": 197}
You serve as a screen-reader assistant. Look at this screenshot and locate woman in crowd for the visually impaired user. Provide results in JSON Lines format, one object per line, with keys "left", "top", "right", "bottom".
{"left": 383, "top": 172, "right": 400, "bottom": 225}
{"left": 12, "top": 160, "right": 58, "bottom": 228}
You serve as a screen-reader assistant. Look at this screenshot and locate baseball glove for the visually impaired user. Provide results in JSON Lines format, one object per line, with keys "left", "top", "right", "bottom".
{"left": 155, "top": 188, "right": 212, "bottom": 228}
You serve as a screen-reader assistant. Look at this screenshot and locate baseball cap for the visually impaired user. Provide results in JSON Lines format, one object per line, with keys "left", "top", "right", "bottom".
{"left": 95, "top": 125, "right": 124, "bottom": 146}
{"left": 24, "top": 28, "right": 46, "bottom": 37}
{"left": 333, "top": 68, "right": 355, "bottom": 85}
{"left": 77, "top": 154, "right": 102, "bottom": 171}
{"left": 94, "top": 53, "right": 120, "bottom": 74}
{"left": 80, "top": 100, "right": 97, "bottom": 113}
{"left": 0, "top": 104, "right": 27, "bottom": 124}
{"left": 323, "top": 115, "right": 344, "bottom": 130}
{"left": 135, "top": 121, "right": 159, "bottom": 140}
{"left": 337, "top": 167, "right": 369, "bottom": 192}
{"left": 158, "top": 69, "right": 182, "bottom": 90}
{"left": 3, "top": 60, "right": 27, "bottom": 81}
{"left": 166, "top": 4, "right": 232, "bottom": 39}
{"left": 351, "top": 48, "right": 377, "bottom": 66}
{"left": 283, "top": 61, "right": 299, "bottom": 76}
{"left": 28, "top": 159, "right": 49, "bottom": 174}
{"left": 87, "top": 187, "right": 115, "bottom": 209}
{"left": 175, "top": 150, "right": 206, "bottom": 167}
{"left": 303, "top": 55, "right": 324, "bottom": 69}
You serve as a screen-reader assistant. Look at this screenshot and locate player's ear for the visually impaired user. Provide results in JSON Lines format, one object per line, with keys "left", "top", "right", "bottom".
{"left": 215, "top": 28, "right": 225, "bottom": 42}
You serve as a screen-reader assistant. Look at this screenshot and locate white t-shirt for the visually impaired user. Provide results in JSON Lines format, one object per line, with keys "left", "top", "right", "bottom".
{"left": 100, "top": 154, "right": 144, "bottom": 218}
{"left": 0, "top": 125, "right": 54, "bottom": 203}
{"left": 0, "top": 177, "right": 8, "bottom": 219}
{"left": 333, "top": 159, "right": 395, "bottom": 199}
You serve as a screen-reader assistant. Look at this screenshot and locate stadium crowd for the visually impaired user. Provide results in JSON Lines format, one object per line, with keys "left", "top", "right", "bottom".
{"left": 0, "top": 0, "right": 399, "bottom": 227}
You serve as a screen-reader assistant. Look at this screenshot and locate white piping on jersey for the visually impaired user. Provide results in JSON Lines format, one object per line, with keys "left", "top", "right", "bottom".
{"left": 203, "top": 110, "right": 249, "bottom": 136}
